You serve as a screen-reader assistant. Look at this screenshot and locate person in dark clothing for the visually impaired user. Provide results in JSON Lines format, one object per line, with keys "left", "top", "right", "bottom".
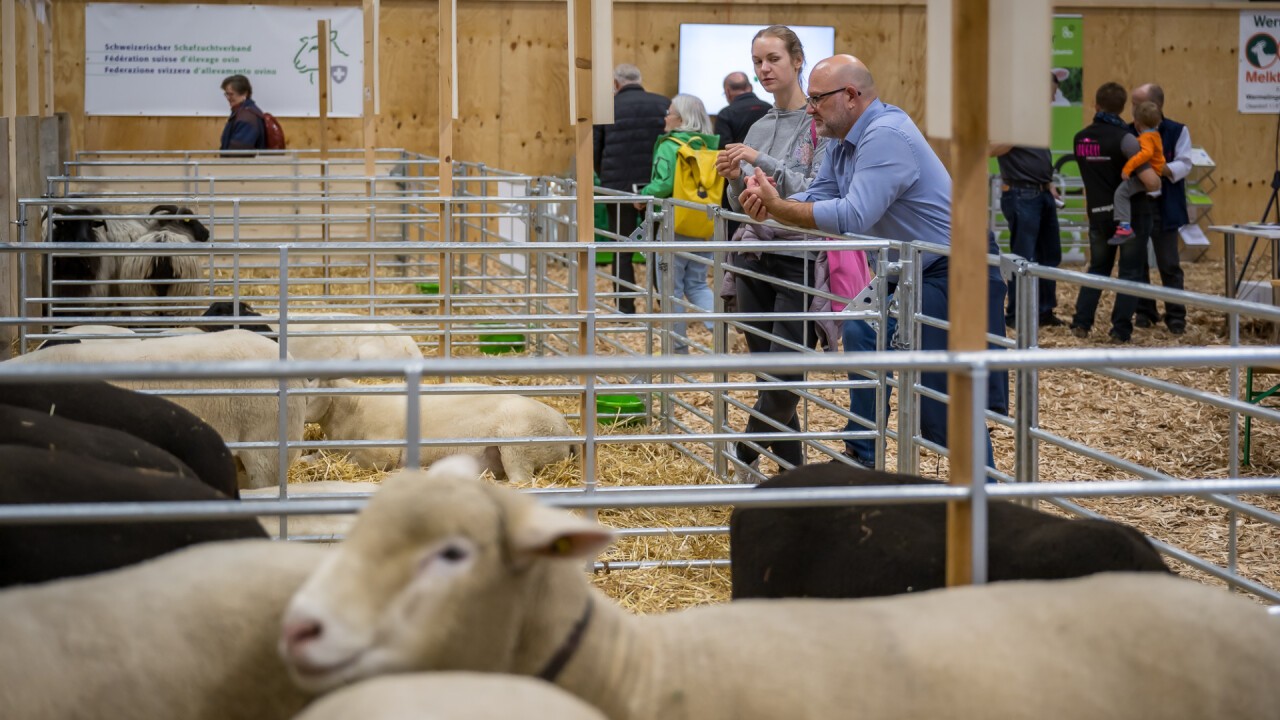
{"left": 1129, "top": 83, "right": 1191, "bottom": 335}
{"left": 219, "top": 74, "right": 266, "bottom": 154}
{"left": 714, "top": 72, "right": 771, "bottom": 145}
{"left": 715, "top": 71, "right": 772, "bottom": 248}
{"left": 991, "top": 78, "right": 1065, "bottom": 329}
{"left": 1069, "top": 82, "right": 1156, "bottom": 344}
{"left": 593, "top": 64, "right": 669, "bottom": 313}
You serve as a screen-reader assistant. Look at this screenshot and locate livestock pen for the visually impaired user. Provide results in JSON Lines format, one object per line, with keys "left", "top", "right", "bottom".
{"left": 3, "top": 151, "right": 1280, "bottom": 612}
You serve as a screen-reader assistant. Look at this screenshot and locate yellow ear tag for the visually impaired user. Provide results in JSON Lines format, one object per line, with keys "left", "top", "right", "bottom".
{"left": 552, "top": 537, "right": 574, "bottom": 555}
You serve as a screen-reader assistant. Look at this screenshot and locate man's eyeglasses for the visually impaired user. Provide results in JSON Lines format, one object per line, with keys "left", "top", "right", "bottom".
{"left": 805, "top": 87, "right": 856, "bottom": 108}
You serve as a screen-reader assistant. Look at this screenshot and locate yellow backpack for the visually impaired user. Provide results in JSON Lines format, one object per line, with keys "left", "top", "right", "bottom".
{"left": 664, "top": 136, "right": 725, "bottom": 239}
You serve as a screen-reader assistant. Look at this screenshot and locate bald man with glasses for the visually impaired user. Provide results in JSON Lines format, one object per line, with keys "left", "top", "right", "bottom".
{"left": 740, "top": 54, "right": 1008, "bottom": 475}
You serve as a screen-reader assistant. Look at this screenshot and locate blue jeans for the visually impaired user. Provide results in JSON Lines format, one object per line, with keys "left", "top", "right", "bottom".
{"left": 1000, "top": 187, "right": 1061, "bottom": 322}
{"left": 657, "top": 248, "right": 713, "bottom": 351}
{"left": 842, "top": 262, "right": 1008, "bottom": 472}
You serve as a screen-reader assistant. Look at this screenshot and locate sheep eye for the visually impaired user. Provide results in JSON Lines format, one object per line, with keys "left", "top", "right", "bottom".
{"left": 440, "top": 545, "right": 468, "bottom": 563}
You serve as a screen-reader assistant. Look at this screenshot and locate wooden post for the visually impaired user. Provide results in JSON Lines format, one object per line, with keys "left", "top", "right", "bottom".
{"left": 945, "top": 0, "right": 989, "bottom": 587}
{"left": 362, "top": 0, "right": 376, "bottom": 177}
{"left": 571, "top": 0, "right": 593, "bottom": 481}
{"left": 317, "top": 19, "right": 330, "bottom": 160}
{"left": 4, "top": 0, "right": 18, "bottom": 244}
{"left": 22, "top": 0, "right": 36, "bottom": 116}
{"left": 437, "top": 0, "right": 453, "bottom": 199}
{"left": 39, "top": 0, "right": 51, "bottom": 116}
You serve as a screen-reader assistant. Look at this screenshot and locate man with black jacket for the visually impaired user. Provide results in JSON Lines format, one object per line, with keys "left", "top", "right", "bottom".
{"left": 714, "top": 72, "right": 770, "bottom": 145}
{"left": 593, "top": 64, "right": 669, "bottom": 314}
{"left": 1069, "top": 82, "right": 1156, "bottom": 343}
{"left": 714, "top": 72, "right": 771, "bottom": 248}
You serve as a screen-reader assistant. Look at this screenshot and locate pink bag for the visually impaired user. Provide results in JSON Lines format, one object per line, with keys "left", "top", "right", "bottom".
{"left": 826, "top": 249, "right": 872, "bottom": 311}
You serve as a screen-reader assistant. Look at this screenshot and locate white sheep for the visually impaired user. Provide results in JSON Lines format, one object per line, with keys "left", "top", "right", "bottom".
{"left": 202, "top": 301, "right": 423, "bottom": 361}
{"left": 242, "top": 480, "right": 382, "bottom": 539}
{"left": 0, "top": 540, "right": 325, "bottom": 720}
{"left": 305, "top": 378, "right": 577, "bottom": 482}
{"left": 279, "top": 457, "right": 1280, "bottom": 720}
{"left": 292, "top": 673, "right": 608, "bottom": 720}
{"left": 6, "top": 330, "right": 308, "bottom": 489}
{"left": 116, "top": 206, "right": 210, "bottom": 312}
{"left": 36, "top": 324, "right": 140, "bottom": 348}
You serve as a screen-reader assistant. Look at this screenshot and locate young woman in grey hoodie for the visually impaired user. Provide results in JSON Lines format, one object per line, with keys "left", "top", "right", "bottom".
{"left": 715, "top": 25, "right": 828, "bottom": 479}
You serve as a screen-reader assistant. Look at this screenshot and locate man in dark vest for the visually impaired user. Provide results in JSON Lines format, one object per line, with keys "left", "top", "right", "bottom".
{"left": 714, "top": 71, "right": 772, "bottom": 253}
{"left": 593, "top": 64, "right": 669, "bottom": 314}
{"left": 1069, "top": 82, "right": 1157, "bottom": 343}
{"left": 1129, "top": 83, "right": 1190, "bottom": 335}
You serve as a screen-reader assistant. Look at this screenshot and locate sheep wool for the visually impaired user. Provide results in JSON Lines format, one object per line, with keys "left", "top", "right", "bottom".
{"left": 306, "top": 378, "right": 576, "bottom": 481}
{"left": 5, "top": 330, "right": 308, "bottom": 489}
{"left": 292, "top": 673, "right": 609, "bottom": 720}
{"left": 0, "top": 540, "right": 325, "bottom": 720}
{"left": 279, "top": 458, "right": 1280, "bottom": 720}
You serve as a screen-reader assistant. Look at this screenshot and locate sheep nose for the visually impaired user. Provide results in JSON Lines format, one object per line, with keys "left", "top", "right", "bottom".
{"left": 282, "top": 616, "right": 324, "bottom": 657}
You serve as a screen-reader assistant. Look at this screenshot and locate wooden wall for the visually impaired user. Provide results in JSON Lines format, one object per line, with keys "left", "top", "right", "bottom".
{"left": 4, "top": 1, "right": 1280, "bottom": 251}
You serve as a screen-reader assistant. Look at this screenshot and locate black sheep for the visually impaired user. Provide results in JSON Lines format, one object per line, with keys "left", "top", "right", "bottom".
{"left": 2, "top": 381, "right": 238, "bottom": 498}
{"left": 0, "top": 443, "right": 266, "bottom": 588}
{"left": 729, "top": 463, "right": 1170, "bottom": 600}
{"left": 201, "top": 300, "right": 274, "bottom": 334}
{"left": 47, "top": 206, "right": 106, "bottom": 305}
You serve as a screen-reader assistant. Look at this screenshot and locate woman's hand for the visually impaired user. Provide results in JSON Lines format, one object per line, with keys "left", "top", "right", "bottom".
{"left": 632, "top": 202, "right": 646, "bottom": 211}
{"left": 716, "top": 143, "right": 760, "bottom": 180}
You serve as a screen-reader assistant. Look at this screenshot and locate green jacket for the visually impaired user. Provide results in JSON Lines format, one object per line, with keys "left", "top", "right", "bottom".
{"left": 638, "top": 131, "right": 721, "bottom": 199}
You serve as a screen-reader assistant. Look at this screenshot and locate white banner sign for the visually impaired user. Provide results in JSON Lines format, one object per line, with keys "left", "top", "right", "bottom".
{"left": 1239, "top": 10, "right": 1280, "bottom": 113}
{"left": 85, "top": 4, "right": 363, "bottom": 117}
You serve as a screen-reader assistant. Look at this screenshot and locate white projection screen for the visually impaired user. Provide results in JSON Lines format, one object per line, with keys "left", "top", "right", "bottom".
{"left": 678, "top": 24, "right": 836, "bottom": 117}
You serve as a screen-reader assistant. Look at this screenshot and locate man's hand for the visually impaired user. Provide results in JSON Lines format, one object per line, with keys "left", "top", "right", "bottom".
{"left": 1162, "top": 165, "right": 1174, "bottom": 180}
{"left": 739, "top": 168, "right": 779, "bottom": 222}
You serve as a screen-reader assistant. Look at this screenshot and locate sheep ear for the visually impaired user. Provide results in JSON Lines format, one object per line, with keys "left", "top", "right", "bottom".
{"left": 425, "top": 454, "right": 483, "bottom": 482}
{"left": 509, "top": 502, "right": 614, "bottom": 560}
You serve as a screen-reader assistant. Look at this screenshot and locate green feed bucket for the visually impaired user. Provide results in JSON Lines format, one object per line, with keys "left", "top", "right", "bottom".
{"left": 596, "top": 393, "right": 647, "bottom": 426}
{"left": 417, "top": 281, "right": 461, "bottom": 295}
{"left": 476, "top": 322, "right": 527, "bottom": 355}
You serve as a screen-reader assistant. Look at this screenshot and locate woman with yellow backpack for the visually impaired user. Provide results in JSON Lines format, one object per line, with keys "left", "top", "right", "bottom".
{"left": 634, "top": 94, "right": 723, "bottom": 354}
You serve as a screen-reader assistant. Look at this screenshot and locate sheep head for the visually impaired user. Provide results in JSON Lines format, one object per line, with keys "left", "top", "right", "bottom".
{"left": 278, "top": 455, "right": 613, "bottom": 693}
{"left": 149, "top": 204, "right": 211, "bottom": 243}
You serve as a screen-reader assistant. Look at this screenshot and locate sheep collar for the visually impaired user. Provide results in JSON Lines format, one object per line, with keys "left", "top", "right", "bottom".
{"left": 536, "top": 598, "right": 594, "bottom": 683}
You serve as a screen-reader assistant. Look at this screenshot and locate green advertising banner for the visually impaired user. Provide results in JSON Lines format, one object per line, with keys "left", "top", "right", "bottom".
{"left": 1051, "top": 15, "right": 1084, "bottom": 155}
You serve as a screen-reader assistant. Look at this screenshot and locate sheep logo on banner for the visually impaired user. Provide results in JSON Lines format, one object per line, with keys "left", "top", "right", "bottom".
{"left": 293, "top": 29, "right": 351, "bottom": 85}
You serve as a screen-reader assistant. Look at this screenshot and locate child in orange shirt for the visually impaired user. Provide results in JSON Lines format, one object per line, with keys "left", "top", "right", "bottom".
{"left": 1109, "top": 101, "right": 1165, "bottom": 245}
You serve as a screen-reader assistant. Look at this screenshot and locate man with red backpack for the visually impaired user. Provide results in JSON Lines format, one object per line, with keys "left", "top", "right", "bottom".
{"left": 220, "top": 74, "right": 285, "bottom": 154}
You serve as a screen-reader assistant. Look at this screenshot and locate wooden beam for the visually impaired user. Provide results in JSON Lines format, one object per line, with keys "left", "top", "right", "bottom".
{"left": 22, "top": 0, "right": 36, "bottom": 116}
{"left": 438, "top": 0, "right": 453, "bottom": 198}
{"left": 3, "top": 0, "right": 17, "bottom": 247}
{"left": 39, "top": 0, "right": 50, "bottom": 116}
{"left": 945, "top": 0, "right": 989, "bottom": 588}
{"left": 362, "top": 0, "right": 376, "bottom": 177}
{"left": 571, "top": 0, "right": 593, "bottom": 482}
{"left": 317, "top": 19, "right": 330, "bottom": 161}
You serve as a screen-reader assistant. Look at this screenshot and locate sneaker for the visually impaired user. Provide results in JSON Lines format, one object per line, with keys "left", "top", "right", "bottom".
{"left": 1039, "top": 313, "right": 1065, "bottom": 328}
{"left": 1108, "top": 225, "right": 1135, "bottom": 246}
{"left": 1134, "top": 314, "right": 1154, "bottom": 329}
{"left": 1108, "top": 328, "right": 1130, "bottom": 344}
{"left": 1168, "top": 322, "right": 1186, "bottom": 336}
{"left": 1069, "top": 324, "right": 1090, "bottom": 339}
{"left": 836, "top": 450, "right": 872, "bottom": 470}
{"left": 732, "top": 456, "right": 761, "bottom": 484}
